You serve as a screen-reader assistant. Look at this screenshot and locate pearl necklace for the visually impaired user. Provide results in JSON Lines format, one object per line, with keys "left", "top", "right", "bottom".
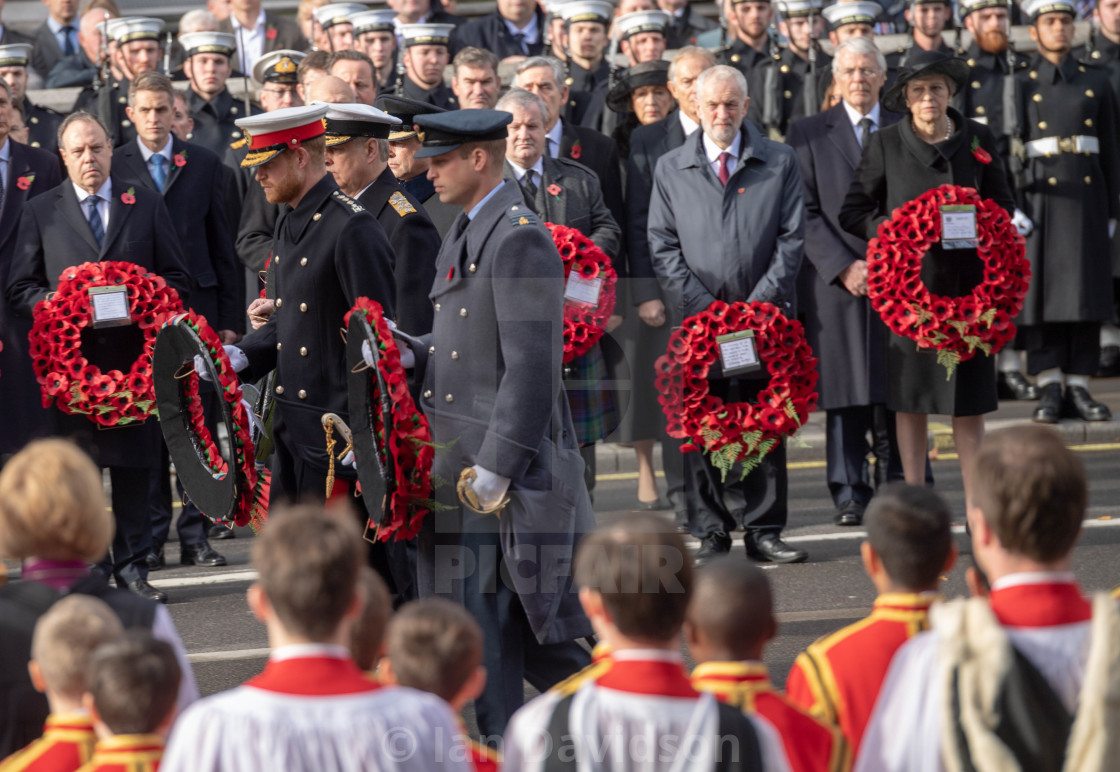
{"left": 912, "top": 116, "right": 953, "bottom": 142}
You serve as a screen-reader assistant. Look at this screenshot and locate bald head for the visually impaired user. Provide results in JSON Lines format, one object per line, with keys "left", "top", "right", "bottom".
{"left": 306, "top": 75, "right": 355, "bottom": 104}
{"left": 686, "top": 559, "right": 775, "bottom": 661}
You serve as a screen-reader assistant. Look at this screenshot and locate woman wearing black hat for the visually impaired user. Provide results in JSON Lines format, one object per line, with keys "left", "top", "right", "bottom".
{"left": 605, "top": 59, "right": 676, "bottom": 159}
{"left": 839, "top": 49, "right": 1015, "bottom": 510}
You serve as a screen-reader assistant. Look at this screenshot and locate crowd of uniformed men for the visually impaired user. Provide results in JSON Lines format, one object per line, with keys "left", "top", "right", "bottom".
{"left": 0, "top": 0, "right": 1117, "bottom": 763}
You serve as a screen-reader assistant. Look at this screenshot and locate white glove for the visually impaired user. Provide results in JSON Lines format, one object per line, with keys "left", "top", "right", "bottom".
{"left": 1012, "top": 208, "right": 1034, "bottom": 237}
{"left": 194, "top": 346, "right": 248, "bottom": 382}
{"left": 1111, "top": 219, "right": 1117, "bottom": 239}
{"left": 362, "top": 337, "right": 415, "bottom": 369}
{"left": 241, "top": 398, "right": 265, "bottom": 438}
{"left": 340, "top": 449, "right": 357, "bottom": 469}
{"left": 469, "top": 465, "right": 511, "bottom": 508}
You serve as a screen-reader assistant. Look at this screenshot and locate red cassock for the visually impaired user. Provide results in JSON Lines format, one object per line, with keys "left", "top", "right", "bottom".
{"left": 784, "top": 592, "right": 938, "bottom": 757}
{"left": 0, "top": 714, "right": 96, "bottom": 772}
{"left": 692, "top": 661, "right": 849, "bottom": 772}
{"left": 74, "top": 735, "right": 162, "bottom": 772}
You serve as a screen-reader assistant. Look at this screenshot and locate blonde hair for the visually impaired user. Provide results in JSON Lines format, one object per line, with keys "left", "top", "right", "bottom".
{"left": 32, "top": 595, "right": 123, "bottom": 699}
{"left": 0, "top": 439, "right": 111, "bottom": 561}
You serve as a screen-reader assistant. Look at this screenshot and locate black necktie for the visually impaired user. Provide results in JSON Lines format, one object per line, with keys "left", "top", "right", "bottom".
{"left": 521, "top": 169, "right": 537, "bottom": 201}
{"left": 452, "top": 213, "right": 469, "bottom": 239}
{"left": 859, "top": 117, "right": 873, "bottom": 149}
{"left": 61, "top": 25, "right": 75, "bottom": 56}
{"left": 86, "top": 195, "right": 104, "bottom": 246}
{"left": 511, "top": 31, "right": 527, "bottom": 55}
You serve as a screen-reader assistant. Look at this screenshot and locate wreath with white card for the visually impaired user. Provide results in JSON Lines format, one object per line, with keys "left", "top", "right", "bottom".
{"left": 546, "top": 223, "right": 618, "bottom": 363}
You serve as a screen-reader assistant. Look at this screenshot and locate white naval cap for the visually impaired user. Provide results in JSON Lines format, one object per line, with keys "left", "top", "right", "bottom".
{"left": 313, "top": 3, "right": 368, "bottom": 30}
{"left": 178, "top": 31, "right": 237, "bottom": 58}
{"left": 350, "top": 9, "right": 397, "bottom": 35}
{"left": 615, "top": 10, "right": 671, "bottom": 39}
{"left": 234, "top": 103, "right": 329, "bottom": 167}
{"left": 320, "top": 101, "right": 402, "bottom": 145}
{"left": 1020, "top": 0, "right": 1076, "bottom": 20}
{"left": 560, "top": 0, "right": 614, "bottom": 25}
{"left": 399, "top": 22, "right": 455, "bottom": 46}
{"left": 821, "top": 1, "right": 881, "bottom": 28}
{"left": 107, "top": 16, "right": 165, "bottom": 44}
{"left": 957, "top": 0, "right": 1009, "bottom": 18}
{"left": 252, "top": 49, "right": 305, "bottom": 84}
{"left": 0, "top": 43, "right": 32, "bottom": 67}
{"left": 778, "top": 0, "right": 825, "bottom": 18}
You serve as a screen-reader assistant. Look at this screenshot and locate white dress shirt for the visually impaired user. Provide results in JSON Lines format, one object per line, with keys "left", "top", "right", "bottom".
{"left": 702, "top": 129, "right": 742, "bottom": 181}
{"left": 503, "top": 13, "right": 540, "bottom": 50}
{"left": 679, "top": 110, "right": 700, "bottom": 137}
{"left": 843, "top": 100, "right": 881, "bottom": 148}
{"left": 47, "top": 15, "right": 78, "bottom": 55}
{"left": 546, "top": 118, "right": 564, "bottom": 159}
{"left": 137, "top": 135, "right": 173, "bottom": 175}
{"left": 231, "top": 9, "right": 267, "bottom": 75}
{"left": 508, "top": 156, "right": 545, "bottom": 184}
{"left": 73, "top": 177, "right": 112, "bottom": 235}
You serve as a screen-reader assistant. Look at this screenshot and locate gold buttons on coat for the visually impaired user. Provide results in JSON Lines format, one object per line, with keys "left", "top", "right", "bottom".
{"left": 434, "top": 302, "right": 441, "bottom": 311}
{"left": 1085, "top": 176, "right": 1093, "bottom": 184}
{"left": 1038, "top": 121, "right": 1047, "bottom": 130}
{"left": 1048, "top": 177, "right": 1058, "bottom": 186}
{"left": 300, "top": 302, "right": 308, "bottom": 312}
{"left": 423, "top": 389, "right": 433, "bottom": 398}
{"left": 1029, "top": 71, "right": 1037, "bottom": 79}
{"left": 1086, "top": 89, "right": 1095, "bottom": 98}
{"left": 469, "top": 263, "right": 477, "bottom": 273}
{"left": 300, "top": 257, "right": 308, "bottom": 266}
{"left": 276, "top": 342, "right": 282, "bottom": 350}
{"left": 976, "top": 106, "right": 986, "bottom": 115}
{"left": 451, "top": 351, "right": 459, "bottom": 359}
{"left": 313, "top": 212, "right": 322, "bottom": 221}
{"left": 429, "top": 346, "right": 436, "bottom": 354}
{"left": 445, "top": 394, "right": 454, "bottom": 403}
{"left": 1085, "top": 119, "right": 1094, "bottom": 127}
{"left": 276, "top": 298, "right": 283, "bottom": 307}
{"left": 276, "top": 385, "right": 285, "bottom": 394}
{"left": 298, "top": 390, "right": 307, "bottom": 399}
{"left": 275, "top": 255, "right": 280, "bottom": 263}
{"left": 973, "top": 81, "right": 982, "bottom": 90}
{"left": 783, "top": 90, "right": 792, "bottom": 99}
{"left": 459, "top": 308, "right": 468, "bottom": 317}
{"left": 780, "top": 64, "right": 789, "bottom": 73}
{"left": 300, "top": 347, "right": 308, "bottom": 356}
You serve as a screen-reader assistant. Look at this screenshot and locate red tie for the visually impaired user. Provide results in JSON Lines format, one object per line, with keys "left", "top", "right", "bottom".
{"left": 718, "top": 151, "right": 733, "bottom": 186}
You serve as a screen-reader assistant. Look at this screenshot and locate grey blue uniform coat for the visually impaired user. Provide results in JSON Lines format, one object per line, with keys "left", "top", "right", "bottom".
{"left": 649, "top": 119, "right": 805, "bottom": 318}
{"left": 787, "top": 103, "right": 900, "bottom": 411}
{"left": 414, "top": 181, "right": 593, "bottom": 645}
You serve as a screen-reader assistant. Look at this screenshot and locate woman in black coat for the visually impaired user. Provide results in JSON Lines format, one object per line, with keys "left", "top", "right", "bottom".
{"left": 840, "top": 50, "right": 1016, "bottom": 509}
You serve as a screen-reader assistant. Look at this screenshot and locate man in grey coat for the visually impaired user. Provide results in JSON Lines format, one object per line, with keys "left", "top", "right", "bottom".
{"left": 403, "top": 109, "right": 594, "bottom": 739}
{"left": 649, "top": 64, "right": 808, "bottom": 564}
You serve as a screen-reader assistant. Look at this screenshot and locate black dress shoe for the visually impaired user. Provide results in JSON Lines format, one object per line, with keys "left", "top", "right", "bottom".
{"left": 1063, "top": 385, "right": 1112, "bottom": 422}
{"left": 746, "top": 534, "right": 808, "bottom": 564}
{"left": 694, "top": 531, "right": 732, "bottom": 564}
{"left": 1032, "top": 383, "right": 1062, "bottom": 424}
{"left": 127, "top": 579, "right": 168, "bottom": 604}
{"left": 145, "top": 549, "right": 165, "bottom": 571}
{"left": 180, "top": 541, "right": 228, "bottom": 567}
{"left": 636, "top": 498, "right": 670, "bottom": 511}
{"left": 1098, "top": 345, "right": 1120, "bottom": 377}
{"left": 209, "top": 524, "right": 236, "bottom": 540}
{"left": 834, "top": 500, "right": 865, "bottom": 527}
{"left": 997, "top": 371, "right": 1039, "bottom": 401}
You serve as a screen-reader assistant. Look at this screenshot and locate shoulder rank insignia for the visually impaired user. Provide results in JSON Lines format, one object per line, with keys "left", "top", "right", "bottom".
{"left": 389, "top": 191, "right": 417, "bottom": 217}
{"left": 332, "top": 189, "right": 366, "bottom": 214}
{"left": 509, "top": 206, "right": 539, "bottom": 227}
{"left": 229, "top": 136, "right": 248, "bottom": 150}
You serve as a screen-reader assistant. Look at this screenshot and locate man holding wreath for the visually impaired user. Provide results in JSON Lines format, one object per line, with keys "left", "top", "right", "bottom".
{"left": 649, "top": 64, "right": 807, "bottom": 565}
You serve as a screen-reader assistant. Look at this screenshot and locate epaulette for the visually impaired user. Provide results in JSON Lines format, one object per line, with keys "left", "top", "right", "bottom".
{"left": 31, "top": 102, "right": 62, "bottom": 116}
{"left": 549, "top": 658, "right": 612, "bottom": 697}
{"left": 229, "top": 136, "right": 248, "bottom": 150}
{"left": 331, "top": 189, "right": 366, "bottom": 214}
{"left": 508, "top": 204, "right": 539, "bottom": 227}
{"left": 389, "top": 190, "right": 417, "bottom": 217}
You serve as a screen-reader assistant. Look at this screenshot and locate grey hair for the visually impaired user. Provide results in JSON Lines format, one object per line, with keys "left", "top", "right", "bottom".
{"left": 56, "top": 111, "right": 110, "bottom": 149}
{"left": 831, "top": 36, "right": 887, "bottom": 75}
{"left": 668, "top": 46, "right": 716, "bottom": 84}
{"left": 178, "top": 9, "right": 219, "bottom": 34}
{"left": 495, "top": 87, "right": 549, "bottom": 125}
{"left": 695, "top": 64, "right": 748, "bottom": 100}
{"left": 0, "top": 79, "right": 11, "bottom": 100}
{"left": 516, "top": 56, "right": 565, "bottom": 89}
{"left": 374, "top": 137, "right": 390, "bottom": 162}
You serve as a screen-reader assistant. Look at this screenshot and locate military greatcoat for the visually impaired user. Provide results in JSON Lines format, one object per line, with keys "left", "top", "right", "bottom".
{"left": 1015, "top": 54, "right": 1120, "bottom": 326}
{"left": 238, "top": 174, "right": 396, "bottom": 495}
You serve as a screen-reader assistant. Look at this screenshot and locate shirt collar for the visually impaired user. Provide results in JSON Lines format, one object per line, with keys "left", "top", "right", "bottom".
{"left": 270, "top": 643, "right": 352, "bottom": 662}
{"left": 232, "top": 8, "right": 267, "bottom": 33}
{"left": 47, "top": 16, "right": 69, "bottom": 34}
{"left": 703, "top": 129, "right": 741, "bottom": 166}
{"left": 843, "top": 99, "right": 880, "bottom": 129}
{"left": 467, "top": 179, "right": 505, "bottom": 220}
{"left": 503, "top": 13, "right": 539, "bottom": 42}
{"left": 0, "top": 137, "right": 11, "bottom": 164}
{"left": 679, "top": 110, "right": 699, "bottom": 136}
{"left": 508, "top": 156, "right": 544, "bottom": 180}
{"left": 611, "top": 648, "right": 682, "bottom": 664}
{"left": 137, "top": 135, "right": 173, "bottom": 163}
{"left": 73, "top": 176, "right": 112, "bottom": 204}
{"left": 546, "top": 118, "right": 563, "bottom": 151}
{"left": 989, "top": 571, "right": 1078, "bottom": 592}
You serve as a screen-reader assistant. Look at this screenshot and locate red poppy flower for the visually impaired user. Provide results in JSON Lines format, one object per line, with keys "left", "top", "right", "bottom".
{"left": 570, "top": 142, "right": 582, "bottom": 160}
{"left": 266, "top": 26, "right": 278, "bottom": 39}
{"left": 120, "top": 192, "right": 135, "bottom": 205}
{"left": 547, "top": 184, "right": 562, "bottom": 196}
{"left": 16, "top": 176, "right": 32, "bottom": 190}
{"left": 173, "top": 154, "right": 187, "bottom": 168}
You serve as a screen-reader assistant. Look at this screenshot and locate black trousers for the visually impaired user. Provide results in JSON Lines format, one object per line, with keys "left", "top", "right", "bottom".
{"left": 685, "top": 378, "right": 787, "bottom": 540}
{"left": 150, "top": 443, "right": 209, "bottom": 553}
{"left": 1022, "top": 322, "right": 1101, "bottom": 376}
{"left": 460, "top": 510, "right": 590, "bottom": 741}
{"left": 97, "top": 467, "right": 154, "bottom": 586}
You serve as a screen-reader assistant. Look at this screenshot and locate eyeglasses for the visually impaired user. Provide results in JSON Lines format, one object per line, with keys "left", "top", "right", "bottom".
{"left": 836, "top": 67, "right": 881, "bottom": 79}
{"left": 261, "top": 86, "right": 298, "bottom": 97}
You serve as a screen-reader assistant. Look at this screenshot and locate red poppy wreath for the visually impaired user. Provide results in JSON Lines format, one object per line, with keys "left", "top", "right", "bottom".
{"left": 162, "top": 312, "right": 268, "bottom": 530}
{"left": 546, "top": 223, "right": 618, "bottom": 363}
{"left": 655, "top": 300, "right": 818, "bottom": 479}
{"left": 866, "top": 184, "right": 1030, "bottom": 379}
{"left": 345, "top": 297, "right": 434, "bottom": 542}
{"left": 29, "top": 261, "right": 183, "bottom": 427}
